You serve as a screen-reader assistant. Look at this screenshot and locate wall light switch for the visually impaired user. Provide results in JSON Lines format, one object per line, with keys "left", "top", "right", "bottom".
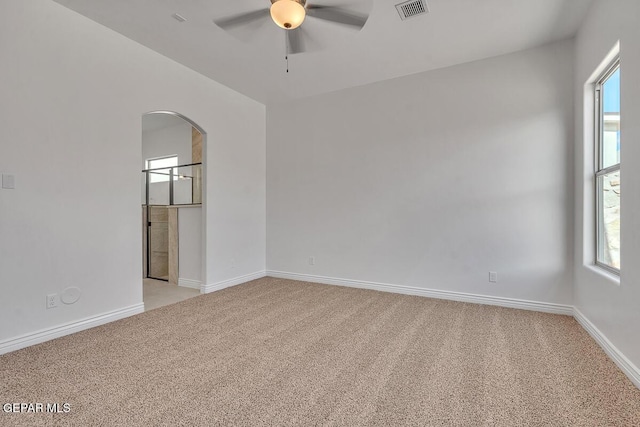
{"left": 2, "top": 174, "right": 15, "bottom": 189}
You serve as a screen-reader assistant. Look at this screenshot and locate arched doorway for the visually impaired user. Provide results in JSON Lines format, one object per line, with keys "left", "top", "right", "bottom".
{"left": 141, "top": 111, "right": 206, "bottom": 310}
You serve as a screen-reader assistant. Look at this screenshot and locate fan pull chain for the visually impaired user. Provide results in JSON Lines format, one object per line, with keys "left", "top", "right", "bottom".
{"left": 284, "top": 30, "right": 289, "bottom": 73}
{"left": 284, "top": 30, "right": 289, "bottom": 74}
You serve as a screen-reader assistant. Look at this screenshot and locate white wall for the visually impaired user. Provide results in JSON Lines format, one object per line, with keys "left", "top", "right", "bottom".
{"left": 0, "top": 0, "right": 266, "bottom": 345}
{"left": 178, "top": 206, "right": 202, "bottom": 284}
{"left": 574, "top": 0, "right": 640, "bottom": 369}
{"left": 267, "top": 39, "right": 574, "bottom": 304}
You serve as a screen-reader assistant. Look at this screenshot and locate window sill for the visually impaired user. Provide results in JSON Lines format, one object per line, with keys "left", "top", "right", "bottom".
{"left": 585, "top": 264, "right": 620, "bottom": 286}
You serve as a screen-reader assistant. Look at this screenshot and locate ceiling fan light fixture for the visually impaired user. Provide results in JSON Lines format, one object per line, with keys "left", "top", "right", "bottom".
{"left": 270, "top": 0, "right": 306, "bottom": 30}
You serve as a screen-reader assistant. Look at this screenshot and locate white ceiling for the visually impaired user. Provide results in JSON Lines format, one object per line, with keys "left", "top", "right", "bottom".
{"left": 52, "top": 0, "right": 593, "bottom": 105}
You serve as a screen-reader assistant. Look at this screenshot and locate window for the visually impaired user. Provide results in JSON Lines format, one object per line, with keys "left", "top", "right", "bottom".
{"left": 146, "top": 155, "right": 178, "bottom": 183}
{"left": 595, "top": 59, "right": 620, "bottom": 273}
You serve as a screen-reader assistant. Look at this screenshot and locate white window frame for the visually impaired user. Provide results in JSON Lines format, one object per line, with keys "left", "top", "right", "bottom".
{"left": 594, "top": 58, "right": 620, "bottom": 275}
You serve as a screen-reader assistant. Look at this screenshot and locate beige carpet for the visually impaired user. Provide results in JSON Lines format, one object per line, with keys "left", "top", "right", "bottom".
{"left": 1, "top": 277, "right": 639, "bottom": 426}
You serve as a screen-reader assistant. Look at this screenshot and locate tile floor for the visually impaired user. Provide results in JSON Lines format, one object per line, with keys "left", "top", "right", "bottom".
{"left": 143, "top": 278, "right": 200, "bottom": 311}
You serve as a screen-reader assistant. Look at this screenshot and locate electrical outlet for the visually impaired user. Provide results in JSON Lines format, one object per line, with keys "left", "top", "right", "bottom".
{"left": 230, "top": 258, "right": 235, "bottom": 269}
{"left": 2, "top": 174, "right": 15, "bottom": 189}
{"left": 308, "top": 256, "right": 315, "bottom": 266}
{"left": 46, "top": 293, "right": 59, "bottom": 309}
{"left": 489, "top": 271, "right": 498, "bottom": 283}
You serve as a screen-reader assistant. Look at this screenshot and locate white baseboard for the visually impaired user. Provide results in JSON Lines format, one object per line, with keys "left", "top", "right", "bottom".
{"left": 0, "top": 303, "right": 145, "bottom": 355}
{"left": 266, "top": 270, "right": 574, "bottom": 316}
{"left": 178, "top": 278, "right": 202, "bottom": 290}
{"left": 202, "top": 270, "right": 266, "bottom": 294}
{"left": 573, "top": 308, "right": 640, "bottom": 389}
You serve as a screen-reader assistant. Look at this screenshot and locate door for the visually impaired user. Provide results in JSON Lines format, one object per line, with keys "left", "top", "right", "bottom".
{"left": 148, "top": 206, "right": 169, "bottom": 280}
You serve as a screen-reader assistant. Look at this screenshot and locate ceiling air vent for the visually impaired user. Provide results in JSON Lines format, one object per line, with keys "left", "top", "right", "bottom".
{"left": 171, "top": 13, "right": 187, "bottom": 23}
{"left": 395, "top": 0, "right": 429, "bottom": 21}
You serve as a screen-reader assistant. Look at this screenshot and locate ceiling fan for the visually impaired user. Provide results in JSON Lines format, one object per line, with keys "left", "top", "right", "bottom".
{"left": 214, "top": 0, "right": 369, "bottom": 55}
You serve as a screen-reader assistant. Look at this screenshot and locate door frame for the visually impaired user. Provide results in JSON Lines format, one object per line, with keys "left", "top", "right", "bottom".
{"left": 142, "top": 110, "right": 207, "bottom": 293}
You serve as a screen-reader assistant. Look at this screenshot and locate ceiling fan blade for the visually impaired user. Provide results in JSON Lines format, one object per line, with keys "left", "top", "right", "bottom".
{"left": 286, "top": 28, "right": 306, "bottom": 55}
{"left": 306, "top": 5, "right": 368, "bottom": 29}
{"left": 213, "top": 9, "right": 270, "bottom": 29}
